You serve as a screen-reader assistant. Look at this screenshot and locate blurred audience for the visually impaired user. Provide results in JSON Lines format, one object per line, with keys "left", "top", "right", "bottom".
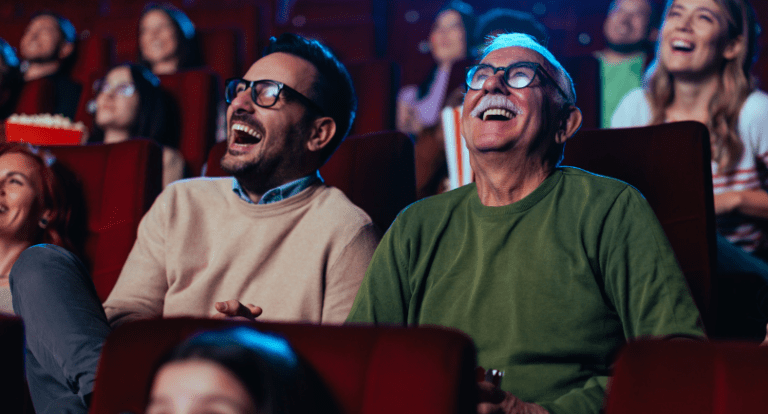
{"left": 138, "top": 3, "right": 204, "bottom": 75}
{"left": 611, "top": 1, "right": 768, "bottom": 285}
{"left": 0, "top": 144, "right": 77, "bottom": 315}
{"left": 473, "top": 8, "right": 548, "bottom": 53}
{"left": 596, "top": 0, "right": 658, "bottom": 127}
{"left": 0, "top": 39, "right": 23, "bottom": 123}
{"left": 145, "top": 327, "right": 338, "bottom": 414}
{"left": 396, "top": 0, "right": 475, "bottom": 198}
{"left": 88, "top": 63, "right": 184, "bottom": 187}
{"left": 18, "top": 12, "right": 81, "bottom": 118}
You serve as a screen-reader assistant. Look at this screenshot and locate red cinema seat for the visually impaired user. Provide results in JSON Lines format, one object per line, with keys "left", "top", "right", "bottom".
{"left": 562, "top": 122, "right": 716, "bottom": 330}
{"left": 346, "top": 59, "right": 398, "bottom": 135}
{"left": 0, "top": 315, "right": 25, "bottom": 414}
{"left": 16, "top": 78, "right": 57, "bottom": 115}
{"left": 605, "top": 340, "right": 768, "bottom": 414}
{"left": 158, "top": 70, "right": 219, "bottom": 176}
{"left": 49, "top": 140, "right": 162, "bottom": 301}
{"left": 205, "top": 131, "right": 416, "bottom": 231}
{"left": 560, "top": 55, "right": 601, "bottom": 130}
{"left": 89, "top": 317, "right": 477, "bottom": 414}
{"left": 199, "top": 27, "right": 242, "bottom": 81}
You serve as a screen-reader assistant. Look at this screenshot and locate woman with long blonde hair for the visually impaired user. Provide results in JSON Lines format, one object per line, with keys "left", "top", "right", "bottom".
{"left": 612, "top": 0, "right": 768, "bottom": 273}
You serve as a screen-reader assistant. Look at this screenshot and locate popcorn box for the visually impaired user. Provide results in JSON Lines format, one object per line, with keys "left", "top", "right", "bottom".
{"left": 5, "top": 121, "right": 84, "bottom": 145}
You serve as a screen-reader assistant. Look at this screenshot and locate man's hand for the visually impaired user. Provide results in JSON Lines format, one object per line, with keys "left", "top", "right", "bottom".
{"left": 477, "top": 381, "right": 549, "bottom": 414}
{"left": 212, "top": 300, "right": 263, "bottom": 321}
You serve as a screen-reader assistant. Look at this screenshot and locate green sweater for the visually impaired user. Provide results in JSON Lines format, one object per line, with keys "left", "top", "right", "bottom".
{"left": 347, "top": 167, "right": 704, "bottom": 414}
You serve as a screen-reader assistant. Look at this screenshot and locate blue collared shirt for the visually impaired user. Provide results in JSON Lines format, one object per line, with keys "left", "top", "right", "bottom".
{"left": 232, "top": 171, "right": 322, "bottom": 204}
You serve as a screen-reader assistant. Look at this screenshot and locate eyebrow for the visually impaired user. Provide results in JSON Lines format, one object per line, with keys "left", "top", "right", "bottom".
{"left": 669, "top": 3, "right": 718, "bottom": 16}
{"left": 2, "top": 171, "right": 32, "bottom": 182}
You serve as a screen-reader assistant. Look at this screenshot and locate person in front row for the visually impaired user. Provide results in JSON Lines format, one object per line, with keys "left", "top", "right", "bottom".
{"left": 346, "top": 33, "right": 704, "bottom": 414}
{"left": 11, "top": 33, "right": 380, "bottom": 414}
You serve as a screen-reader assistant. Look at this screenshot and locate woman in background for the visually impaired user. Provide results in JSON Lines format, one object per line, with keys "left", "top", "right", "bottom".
{"left": 0, "top": 144, "right": 76, "bottom": 314}
{"left": 89, "top": 63, "right": 184, "bottom": 187}
{"left": 138, "top": 3, "right": 204, "bottom": 75}
{"left": 145, "top": 327, "right": 338, "bottom": 414}
{"left": 611, "top": 0, "right": 768, "bottom": 331}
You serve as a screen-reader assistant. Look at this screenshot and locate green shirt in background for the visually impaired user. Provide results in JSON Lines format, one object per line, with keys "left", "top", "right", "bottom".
{"left": 598, "top": 54, "right": 645, "bottom": 128}
{"left": 347, "top": 167, "right": 704, "bottom": 414}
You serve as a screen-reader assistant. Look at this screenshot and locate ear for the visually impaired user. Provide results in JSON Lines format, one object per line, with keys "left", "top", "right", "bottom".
{"left": 723, "top": 35, "right": 744, "bottom": 61}
{"left": 39, "top": 209, "right": 52, "bottom": 229}
{"left": 647, "top": 27, "right": 659, "bottom": 43}
{"left": 555, "top": 105, "right": 582, "bottom": 144}
{"left": 58, "top": 42, "right": 74, "bottom": 60}
{"left": 305, "top": 116, "right": 337, "bottom": 153}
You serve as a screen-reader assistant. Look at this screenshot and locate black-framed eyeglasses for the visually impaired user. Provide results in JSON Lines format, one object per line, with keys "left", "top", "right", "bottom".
{"left": 224, "top": 78, "right": 325, "bottom": 115}
{"left": 465, "top": 61, "right": 569, "bottom": 101}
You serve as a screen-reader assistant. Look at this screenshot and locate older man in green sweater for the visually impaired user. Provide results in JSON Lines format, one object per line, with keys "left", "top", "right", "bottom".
{"left": 347, "top": 33, "right": 704, "bottom": 414}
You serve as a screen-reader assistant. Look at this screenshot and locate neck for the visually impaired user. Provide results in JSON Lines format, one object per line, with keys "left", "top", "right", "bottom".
{"left": 472, "top": 152, "right": 554, "bottom": 207}
{"left": 0, "top": 238, "right": 31, "bottom": 285}
{"left": 23, "top": 61, "right": 60, "bottom": 81}
{"left": 237, "top": 169, "right": 314, "bottom": 204}
{"left": 152, "top": 59, "right": 180, "bottom": 75}
{"left": 597, "top": 48, "right": 645, "bottom": 65}
{"left": 667, "top": 75, "right": 720, "bottom": 123}
{"left": 102, "top": 129, "right": 132, "bottom": 144}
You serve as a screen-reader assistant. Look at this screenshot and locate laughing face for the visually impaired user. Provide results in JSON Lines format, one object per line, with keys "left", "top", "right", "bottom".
{"left": 461, "top": 47, "right": 560, "bottom": 158}
{"left": 221, "top": 52, "right": 318, "bottom": 188}
{"left": 659, "top": 0, "right": 738, "bottom": 79}
{"left": 0, "top": 152, "right": 45, "bottom": 243}
{"left": 20, "top": 15, "right": 64, "bottom": 63}
{"left": 139, "top": 10, "right": 180, "bottom": 69}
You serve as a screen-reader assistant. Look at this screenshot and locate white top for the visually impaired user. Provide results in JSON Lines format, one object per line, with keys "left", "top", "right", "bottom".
{"left": 612, "top": 88, "right": 768, "bottom": 252}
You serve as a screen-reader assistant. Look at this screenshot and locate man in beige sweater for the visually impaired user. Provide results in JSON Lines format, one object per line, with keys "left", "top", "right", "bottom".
{"left": 10, "top": 33, "right": 379, "bottom": 414}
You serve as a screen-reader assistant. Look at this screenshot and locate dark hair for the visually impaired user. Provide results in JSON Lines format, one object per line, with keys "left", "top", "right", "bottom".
{"left": 138, "top": 3, "right": 204, "bottom": 72}
{"left": 0, "top": 38, "right": 22, "bottom": 120}
{"left": 263, "top": 33, "right": 357, "bottom": 164}
{"left": 417, "top": 0, "right": 476, "bottom": 100}
{"left": 27, "top": 11, "right": 78, "bottom": 74}
{"left": 89, "top": 63, "right": 172, "bottom": 145}
{"left": 0, "top": 144, "right": 78, "bottom": 252}
{"left": 147, "top": 327, "right": 339, "bottom": 414}
{"left": 474, "top": 9, "right": 548, "bottom": 51}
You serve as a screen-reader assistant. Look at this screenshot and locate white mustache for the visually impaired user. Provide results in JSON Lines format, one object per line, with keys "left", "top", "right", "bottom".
{"left": 469, "top": 95, "right": 523, "bottom": 118}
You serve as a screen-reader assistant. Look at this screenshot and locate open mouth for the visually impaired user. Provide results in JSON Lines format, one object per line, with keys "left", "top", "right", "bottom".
{"left": 481, "top": 108, "right": 514, "bottom": 121}
{"left": 230, "top": 123, "right": 262, "bottom": 146}
{"left": 671, "top": 39, "right": 694, "bottom": 52}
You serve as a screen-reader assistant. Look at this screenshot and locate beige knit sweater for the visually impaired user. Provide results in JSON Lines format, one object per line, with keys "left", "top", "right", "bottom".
{"left": 103, "top": 177, "right": 380, "bottom": 327}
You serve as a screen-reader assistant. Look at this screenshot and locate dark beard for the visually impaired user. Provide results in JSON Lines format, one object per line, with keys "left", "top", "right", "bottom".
{"left": 220, "top": 113, "right": 312, "bottom": 193}
{"left": 607, "top": 40, "right": 648, "bottom": 55}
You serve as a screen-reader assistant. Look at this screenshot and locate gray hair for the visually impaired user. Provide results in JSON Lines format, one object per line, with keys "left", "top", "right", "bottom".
{"left": 480, "top": 33, "right": 576, "bottom": 107}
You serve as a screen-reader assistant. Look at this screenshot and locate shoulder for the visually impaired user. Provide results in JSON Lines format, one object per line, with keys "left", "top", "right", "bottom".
{"left": 153, "top": 177, "right": 234, "bottom": 207}
{"left": 558, "top": 167, "right": 644, "bottom": 204}
{"left": 738, "top": 90, "right": 768, "bottom": 145}
{"left": 611, "top": 88, "right": 651, "bottom": 128}
{"left": 309, "top": 184, "right": 376, "bottom": 230}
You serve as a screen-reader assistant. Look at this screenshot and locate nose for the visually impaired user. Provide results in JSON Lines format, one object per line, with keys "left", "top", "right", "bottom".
{"left": 481, "top": 70, "right": 509, "bottom": 95}
{"left": 229, "top": 86, "right": 255, "bottom": 114}
{"left": 675, "top": 13, "right": 694, "bottom": 32}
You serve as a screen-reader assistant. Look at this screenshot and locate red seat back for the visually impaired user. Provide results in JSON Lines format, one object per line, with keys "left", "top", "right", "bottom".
{"left": 346, "top": 59, "right": 397, "bottom": 135}
{"left": 157, "top": 70, "right": 219, "bottom": 176}
{"left": 560, "top": 55, "right": 601, "bottom": 130}
{"left": 562, "top": 121, "right": 716, "bottom": 329}
{"left": 205, "top": 131, "right": 416, "bottom": 231}
{"left": 16, "top": 78, "right": 57, "bottom": 115}
{"left": 605, "top": 340, "right": 768, "bottom": 414}
{"left": 89, "top": 317, "right": 477, "bottom": 414}
{"left": 49, "top": 140, "right": 162, "bottom": 301}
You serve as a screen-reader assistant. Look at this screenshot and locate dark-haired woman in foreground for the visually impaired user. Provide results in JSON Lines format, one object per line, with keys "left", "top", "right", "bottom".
{"left": 146, "top": 327, "right": 338, "bottom": 414}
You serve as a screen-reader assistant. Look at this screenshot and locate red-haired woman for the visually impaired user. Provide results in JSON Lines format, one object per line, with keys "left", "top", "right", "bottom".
{"left": 0, "top": 143, "right": 76, "bottom": 314}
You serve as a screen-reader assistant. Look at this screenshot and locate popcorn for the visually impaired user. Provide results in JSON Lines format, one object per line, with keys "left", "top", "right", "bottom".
{"left": 7, "top": 113, "right": 88, "bottom": 134}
